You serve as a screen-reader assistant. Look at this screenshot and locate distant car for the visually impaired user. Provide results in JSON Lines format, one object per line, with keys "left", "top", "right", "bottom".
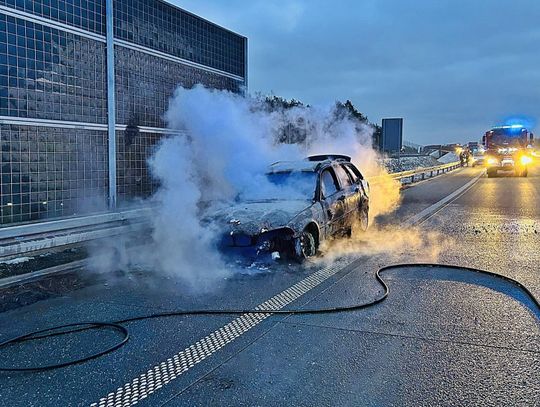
{"left": 210, "top": 155, "right": 370, "bottom": 261}
{"left": 471, "top": 152, "right": 485, "bottom": 167}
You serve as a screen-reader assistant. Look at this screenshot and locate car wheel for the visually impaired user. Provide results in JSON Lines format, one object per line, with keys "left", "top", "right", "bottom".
{"left": 487, "top": 169, "right": 496, "bottom": 178}
{"left": 357, "top": 205, "right": 369, "bottom": 232}
{"left": 522, "top": 169, "right": 528, "bottom": 177}
{"left": 350, "top": 205, "right": 369, "bottom": 238}
{"left": 294, "top": 229, "right": 317, "bottom": 261}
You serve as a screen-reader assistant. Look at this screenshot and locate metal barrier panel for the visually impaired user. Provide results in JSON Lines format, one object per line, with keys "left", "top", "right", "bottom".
{"left": 0, "top": 1, "right": 247, "bottom": 228}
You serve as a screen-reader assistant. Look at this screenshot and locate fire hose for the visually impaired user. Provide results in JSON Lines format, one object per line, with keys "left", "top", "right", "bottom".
{"left": 0, "top": 263, "right": 539, "bottom": 372}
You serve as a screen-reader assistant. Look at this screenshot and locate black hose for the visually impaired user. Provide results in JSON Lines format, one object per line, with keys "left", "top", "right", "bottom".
{"left": 0, "top": 263, "right": 538, "bottom": 372}
{"left": 0, "top": 322, "right": 129, "bottom": 372}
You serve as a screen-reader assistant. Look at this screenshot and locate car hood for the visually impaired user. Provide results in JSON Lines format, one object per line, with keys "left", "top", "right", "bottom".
{"left": 209, "top": 199, "right": 311, "bottom": 235}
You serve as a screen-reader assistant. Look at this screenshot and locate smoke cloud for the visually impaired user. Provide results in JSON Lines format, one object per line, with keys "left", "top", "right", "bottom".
{"left": 320, "top": 224, "right": 452, "bottom": 265}
{"left": 160, "top": 85, "right": 401, "bottom": 214}
{"left": 90, "top": 86, "right": 412, "bottom": 290}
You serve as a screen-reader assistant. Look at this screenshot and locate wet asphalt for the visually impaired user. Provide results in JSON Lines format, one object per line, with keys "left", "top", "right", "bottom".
{"left": 0, "top": 166, "right": 539, "bottom": 406}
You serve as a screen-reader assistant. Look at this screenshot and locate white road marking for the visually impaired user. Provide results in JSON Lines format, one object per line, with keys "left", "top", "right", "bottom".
{"left": 402, "top": 171, "right": 483, "bottom": 227}
{"left": 90, "top": 259, "right": 350, "bottom": 407}
{"left": 90, "top": 171, "right": 482, "bottom": 407}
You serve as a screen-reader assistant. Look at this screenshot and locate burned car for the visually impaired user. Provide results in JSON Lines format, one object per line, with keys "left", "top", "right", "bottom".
{"left": 211, "top": 155, "right": 370, "bottom": 261}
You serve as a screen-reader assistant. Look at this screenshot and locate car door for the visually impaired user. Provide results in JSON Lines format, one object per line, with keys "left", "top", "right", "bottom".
{"left": 343, "top": 163, "right": 369, "bottom": 207}
{"left": 319, "top": 167, "right": 347, "bottom": 235}
{"left": 333, "top": 164, "right": 358, "bottom": 224}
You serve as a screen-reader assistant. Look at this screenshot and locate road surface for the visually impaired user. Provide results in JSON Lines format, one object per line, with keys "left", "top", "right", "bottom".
{"left": 1, "top": 166, "right": 539, "bottom": 406}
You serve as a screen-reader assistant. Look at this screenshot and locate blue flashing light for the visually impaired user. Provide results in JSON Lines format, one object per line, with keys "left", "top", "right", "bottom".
{"left": 495, "top": 125, "right": 524, "bottom": 130}
{"left": 500, "top": 115, "right": 536, "bottom": 131}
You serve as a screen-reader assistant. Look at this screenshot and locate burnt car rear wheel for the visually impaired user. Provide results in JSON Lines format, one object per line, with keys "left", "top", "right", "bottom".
{"left": 351, "top": 205, "right": 369, "bottom": 236}
{"left": 359, "top": 206, "right": 369, "bottom": 232}
{"left": 294, "top": 229, "right": 317, "bottom": 261}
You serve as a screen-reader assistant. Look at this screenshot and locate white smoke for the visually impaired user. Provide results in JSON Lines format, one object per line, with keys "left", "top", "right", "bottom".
{"left": 90, "top": 86, "right": 403, "bottom": 290}
{"left": 145, "top": 135, "right": 228, "bottom": 291}
{"left": 159, "top": 86, "right": 392, "bottom": 202}
{"left": 162, "top": 86, "right": 302, "bottom": 202}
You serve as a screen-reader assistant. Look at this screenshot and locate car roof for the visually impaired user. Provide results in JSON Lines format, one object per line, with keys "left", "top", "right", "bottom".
{"left": 268, "top": 160, "right": 320, "bottom": 173}
{"left": 268, "top": 155, "right": 352, "bottom": 173}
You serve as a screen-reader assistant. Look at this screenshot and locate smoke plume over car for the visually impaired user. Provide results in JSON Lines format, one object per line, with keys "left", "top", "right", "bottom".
{"left": 161, "top": 85, "right": 400, "bottom": 214}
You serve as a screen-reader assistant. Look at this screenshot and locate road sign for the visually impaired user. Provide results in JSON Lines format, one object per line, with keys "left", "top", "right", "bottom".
{"left": 382, "top": 118, "right": 403, "bottom": 153}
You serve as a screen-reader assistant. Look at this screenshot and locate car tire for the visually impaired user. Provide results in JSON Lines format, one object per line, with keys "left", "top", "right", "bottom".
{"left": 358, "top": 205, "right": 369, "bottom": 232}
{"left": 350, "top": 205, "right": 369, "bottom": 238}
{"left": 522, "top": 169, "right": 528, "bottom": 177}
{"left": 294, "top": 229, "right": 317, "bottom": 261}
{"left": 487, "top": 169, "right": 496, "bottom": 178}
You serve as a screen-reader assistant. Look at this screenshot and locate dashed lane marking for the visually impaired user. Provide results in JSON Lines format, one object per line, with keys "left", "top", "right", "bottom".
{"left": 90, "top": 259, "right": 349, "bottom": 407}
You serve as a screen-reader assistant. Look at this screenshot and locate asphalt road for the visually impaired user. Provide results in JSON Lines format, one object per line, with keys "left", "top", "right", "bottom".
{"left": 0, "top": 166, "right": 539, "bottom": 406}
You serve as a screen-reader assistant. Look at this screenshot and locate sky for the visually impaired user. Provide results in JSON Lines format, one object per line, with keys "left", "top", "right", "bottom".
{"left": 171, "top": 0, "right": 540, "bottom": 145}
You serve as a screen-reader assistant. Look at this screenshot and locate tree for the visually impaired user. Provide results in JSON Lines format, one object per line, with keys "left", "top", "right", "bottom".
{"left": 256, "top": 93, "right": 380, "bottom": 148}
{"left": 263, "top": 95, "right": 304, "bottom": 110}
{"left": 341, "top": 100, "right": 368, "bottom": 123}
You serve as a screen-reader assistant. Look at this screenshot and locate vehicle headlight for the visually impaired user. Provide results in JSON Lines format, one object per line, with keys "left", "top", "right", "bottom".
{"left": 487, "top": 157, "right": 498, "bottom": 166}
{"left": 520, "top": 155, "right": 532, "bottom": 165}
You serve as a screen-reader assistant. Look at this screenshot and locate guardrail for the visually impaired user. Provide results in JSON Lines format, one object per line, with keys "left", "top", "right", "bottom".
{"left": 389, "top": 161, "right": 461, "bottom": 183}
{"left": 0, "top": 208, "right": 152, "bottom": 241}
{"left": 0, "top": 161, "right": 463, "bottom": 260}
{"left": 0, "top": 208, "right": 151, "bottom": 259}
{"left": 368, "top": 161, "right": 461, "bottom": 185}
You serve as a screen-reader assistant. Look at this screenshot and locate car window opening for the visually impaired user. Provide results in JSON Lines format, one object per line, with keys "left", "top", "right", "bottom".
{"left": 334, "top": 165, "right": 353, "bottom": 187}
{"left": 321, "top": 169, "right": 340, "bottom": 198}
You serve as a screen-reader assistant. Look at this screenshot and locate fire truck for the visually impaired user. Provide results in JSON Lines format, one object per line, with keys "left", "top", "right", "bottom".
{"left": 483, "top": 125, "right": 534, "bottom": 178}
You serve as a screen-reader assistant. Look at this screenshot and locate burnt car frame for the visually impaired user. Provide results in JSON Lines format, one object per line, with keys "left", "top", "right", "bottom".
{"left": 213, "top": 155, "right": 370, "bottom": 261}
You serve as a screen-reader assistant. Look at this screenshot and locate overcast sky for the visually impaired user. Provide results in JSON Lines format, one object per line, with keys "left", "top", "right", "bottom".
{"left": 171, "top": 0, "right": 540, "bottom": 144}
